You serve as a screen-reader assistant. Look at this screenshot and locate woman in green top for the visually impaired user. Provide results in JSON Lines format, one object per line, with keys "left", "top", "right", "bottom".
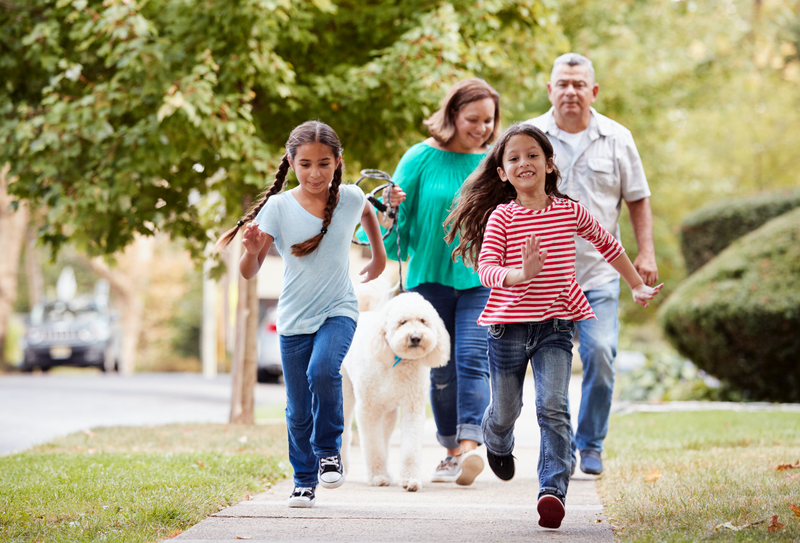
{"left": 378, "top": 78, "right": 501, "bottom": 486}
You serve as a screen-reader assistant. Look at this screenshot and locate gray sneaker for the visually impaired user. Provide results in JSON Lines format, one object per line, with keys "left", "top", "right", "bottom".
{"left": 431, "top": 455, "right": 461, "bottom": 483}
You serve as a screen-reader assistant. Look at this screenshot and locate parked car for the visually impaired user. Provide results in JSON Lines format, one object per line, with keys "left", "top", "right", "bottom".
{"left": 21, "top": 296, "right": 122, "bottom": 372}
{"left": 257, "top": 309, "right": 283, "bottom": 383}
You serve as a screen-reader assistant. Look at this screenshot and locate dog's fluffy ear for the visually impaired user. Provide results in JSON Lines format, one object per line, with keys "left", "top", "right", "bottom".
{"left": 416, "top": 311, "right": 450, "bottom": 369}
{"left": 367, "top": 305, "right": 395, "bottom": 363}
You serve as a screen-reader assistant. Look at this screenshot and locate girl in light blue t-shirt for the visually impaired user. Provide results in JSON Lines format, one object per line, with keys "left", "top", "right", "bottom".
{"left": 217, "top": 121, "right": 386, "bottom": 508}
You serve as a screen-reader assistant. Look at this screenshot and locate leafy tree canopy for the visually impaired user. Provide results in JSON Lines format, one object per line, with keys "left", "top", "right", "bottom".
{"left": 1, "top": 0, "right": 565, "bottom": 261}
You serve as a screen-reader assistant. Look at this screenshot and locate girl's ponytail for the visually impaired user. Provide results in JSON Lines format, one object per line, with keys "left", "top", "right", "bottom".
{"left": 290, "top": 161, "right": 343, "bottom": 257}
{"left": 214, "top": 155, "right": 291, "bottom": 251}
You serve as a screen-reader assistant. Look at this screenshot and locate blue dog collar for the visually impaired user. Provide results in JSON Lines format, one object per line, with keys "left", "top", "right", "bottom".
{"left": 393, "top": 356, "right": 402, "bottom": 368}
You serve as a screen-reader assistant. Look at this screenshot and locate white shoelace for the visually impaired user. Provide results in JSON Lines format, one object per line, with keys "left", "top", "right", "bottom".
{"left": 319, "top": 456, "right": 340, "bottom": 468}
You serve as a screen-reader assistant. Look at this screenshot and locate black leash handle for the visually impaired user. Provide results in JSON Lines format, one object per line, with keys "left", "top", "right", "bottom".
{"left": 352, "top": 169, "right": 404, "bottom": 293}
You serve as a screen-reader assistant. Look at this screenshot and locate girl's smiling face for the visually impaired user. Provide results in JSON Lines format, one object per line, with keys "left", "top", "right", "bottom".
{"left": 289, "top": 142, "right": 341, "bottom": 197}
{"left": 497, "top": 134, "right": 554, "bottom": 198}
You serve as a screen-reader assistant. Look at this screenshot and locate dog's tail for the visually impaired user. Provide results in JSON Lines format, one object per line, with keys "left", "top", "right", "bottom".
{"left": 353, "top": 275, "right": 395, "bottom": 312}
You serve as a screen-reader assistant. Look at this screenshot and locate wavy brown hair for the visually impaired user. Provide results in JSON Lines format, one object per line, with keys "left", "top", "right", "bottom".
{"left": 215, "top": 120, "right": 344, "bottom": 257}
{"left": 423, "top": 78, "right": 501, "bottom": 146}
{"left": 444, "top": 123, "right": 574, "bottom": 269}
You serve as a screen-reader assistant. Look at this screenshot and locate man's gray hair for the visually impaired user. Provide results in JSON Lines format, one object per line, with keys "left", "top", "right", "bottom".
{"left": 551, "top": 53, "right": 596, "bottom": 83}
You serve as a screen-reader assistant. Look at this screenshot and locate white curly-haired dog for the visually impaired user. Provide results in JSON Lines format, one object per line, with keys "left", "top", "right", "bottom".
{"left": 342, "top": 290, "right": 449, "bottom": 492}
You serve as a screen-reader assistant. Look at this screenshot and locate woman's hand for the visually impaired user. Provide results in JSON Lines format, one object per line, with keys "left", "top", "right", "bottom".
{"left": 631, "top": 282, "right": 664, "bottom": 308}
{"left": 242, "top": 222, "right": 267, "bottom": 255}
{"left": 381, "top": 185, "right": 406, "bottom": 207}
{"left": 378, "top": 185, "right": 407, "bottom": 229}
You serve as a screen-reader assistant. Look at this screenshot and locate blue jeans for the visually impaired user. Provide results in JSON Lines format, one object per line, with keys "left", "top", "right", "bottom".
{"left": 410, "top": 283, "right": 491, "bottom": 449}
{"left": 573, "top": 279, "right": 620, "bottom": 456}
{"left": 280, "top": 316, "right": 356, "bottom": 487}
{"left": 482, "top": 319, "right": 574, "bottom": 502}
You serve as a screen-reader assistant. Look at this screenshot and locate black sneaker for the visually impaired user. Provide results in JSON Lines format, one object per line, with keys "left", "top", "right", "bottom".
{"left": 318, "top": 454, "right": 346, "bottom": 489}
{"left": 288, "top": 486, "right": 315, "bottom": 508}
{"left": 486, "top": 449, "right": 515, "bottom": 481}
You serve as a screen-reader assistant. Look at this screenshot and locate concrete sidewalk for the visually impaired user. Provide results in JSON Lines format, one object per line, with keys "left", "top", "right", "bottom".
{"left": 173, "top": 375, "right": 613, "bottom": 542}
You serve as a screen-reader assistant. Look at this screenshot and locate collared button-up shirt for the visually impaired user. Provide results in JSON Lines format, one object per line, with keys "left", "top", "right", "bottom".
{"left": 524, "top": 107, "right": 650, "bottom": 292}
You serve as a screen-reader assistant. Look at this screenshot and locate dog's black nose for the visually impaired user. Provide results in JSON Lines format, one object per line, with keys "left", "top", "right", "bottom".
{"left": 409, "top": 334, "right": 421, "bottom": 346}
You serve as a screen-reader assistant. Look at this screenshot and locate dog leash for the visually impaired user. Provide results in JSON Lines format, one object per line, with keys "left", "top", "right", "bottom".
{"left": 352, "top": 169, "right": 405, "bottom": 293}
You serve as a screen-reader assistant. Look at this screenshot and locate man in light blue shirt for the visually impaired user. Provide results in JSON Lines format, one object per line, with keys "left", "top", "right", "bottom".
{"left": 526, "top": 53, "right": 659, "bottom": 476}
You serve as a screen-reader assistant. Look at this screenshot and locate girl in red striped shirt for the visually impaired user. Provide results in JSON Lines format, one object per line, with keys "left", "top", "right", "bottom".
{"left": 445, "top": 124, "right": 661, "bottom": 529}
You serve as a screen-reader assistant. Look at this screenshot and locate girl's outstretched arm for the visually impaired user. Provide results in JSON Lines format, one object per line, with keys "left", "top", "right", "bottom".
{"left": 240, "top": 222, "right": 273, "bottom": 280}
{"left": 609, "top": 253, "right": 664, "bottom": 308}
{"left": 359, "top": 203, "right": 387, "bottom": 282}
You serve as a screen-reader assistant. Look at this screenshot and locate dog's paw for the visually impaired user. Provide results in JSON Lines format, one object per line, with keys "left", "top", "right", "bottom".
{"left": 401, "top": 478, "right": 421, "bottom": 492}
{"left": 369, "top": 474, "right": 391, "bottom": 487}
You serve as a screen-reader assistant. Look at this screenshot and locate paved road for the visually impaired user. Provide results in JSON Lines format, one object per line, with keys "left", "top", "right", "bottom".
{"left": 0, "top": 372, "right": 286, "bottom": 455}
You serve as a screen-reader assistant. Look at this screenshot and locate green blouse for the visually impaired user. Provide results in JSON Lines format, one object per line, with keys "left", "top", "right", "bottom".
{"left": 359, "top": 142, "right": 487, "bottom": 290}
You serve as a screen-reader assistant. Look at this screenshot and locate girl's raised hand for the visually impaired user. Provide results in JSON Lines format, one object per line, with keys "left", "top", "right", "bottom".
{"left": 520, "top": 234, "right": 548, "bottom": 281}
{"left": 631, "top": 282, "right": 664, "bottom": 308}
{"left": 242, "top": 222, "right": 267, "bottom": 255}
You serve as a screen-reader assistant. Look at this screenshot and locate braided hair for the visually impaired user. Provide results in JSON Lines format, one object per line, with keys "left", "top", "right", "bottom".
{"left": 215, "top": 121, "right": 344, "bottom": 257}
{"left": 444, "top": 123, "right": 575, "bottom": 269}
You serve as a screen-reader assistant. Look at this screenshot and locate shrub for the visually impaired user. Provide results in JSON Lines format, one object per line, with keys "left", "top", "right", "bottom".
{"left": 679, "top": 188, "right": 800, "bottom": 274}
{"left": 659, "top": 208, "right": 800, "bottom": 402}
{"left": 615, "top": 348, "right": 742, "bottom": 402}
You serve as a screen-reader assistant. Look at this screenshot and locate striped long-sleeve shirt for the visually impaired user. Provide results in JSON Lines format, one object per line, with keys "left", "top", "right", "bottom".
{"left": 477, "top": 198, "right": 625, "bottom": 326}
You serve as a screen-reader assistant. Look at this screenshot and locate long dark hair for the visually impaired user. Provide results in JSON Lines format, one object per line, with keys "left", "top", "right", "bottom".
{"left": 215, "top": 120, "right": 344, "bottom": 257}
{"left": 444, "top": 123, "right": 574, "bottom": 269}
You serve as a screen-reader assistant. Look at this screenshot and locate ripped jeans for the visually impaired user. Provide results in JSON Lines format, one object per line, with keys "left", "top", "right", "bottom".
{"left": 409, "top": 283, "right": 491, "bottom": 449}
{"left": 482, "top": 319, "right": 574, "bottom": 502}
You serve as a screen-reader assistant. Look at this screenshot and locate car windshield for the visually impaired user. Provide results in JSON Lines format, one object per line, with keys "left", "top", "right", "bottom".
{"left": 31, "top": 301, "right": 102, "bottom": 326}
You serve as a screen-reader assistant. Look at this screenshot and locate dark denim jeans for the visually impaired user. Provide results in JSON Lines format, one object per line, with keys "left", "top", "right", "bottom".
{"left": 573, "top": 279, "right": 620, "bottom": 457}
{"left": 410, "top": 283, "right": 491, "bottom": 449}
{"left": 482, "top": 319, "right": 574, "bottom": 502}
{"left": 279, "top": 316, "right": 356, "bottom": 487}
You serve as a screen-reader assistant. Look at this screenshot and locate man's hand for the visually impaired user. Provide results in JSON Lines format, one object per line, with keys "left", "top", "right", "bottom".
{"left": 633, "top": 253, "right": 658, "bottom": 286}
{"left": 242, "top": 222, "right": 267, "bottom": 255}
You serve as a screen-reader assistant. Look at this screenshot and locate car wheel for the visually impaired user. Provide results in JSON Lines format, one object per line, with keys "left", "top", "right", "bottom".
{"left": 257, "top": 368, "right": 281, "bottom": 384}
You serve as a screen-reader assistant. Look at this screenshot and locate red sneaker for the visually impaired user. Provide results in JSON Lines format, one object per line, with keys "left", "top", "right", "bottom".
{"left": 537, "top": 494, "right": 565, "bottom": 529}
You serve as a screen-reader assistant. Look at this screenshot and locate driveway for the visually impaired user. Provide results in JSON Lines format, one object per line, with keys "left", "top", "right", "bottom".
{"left": 0, "top": 372, "right": 286, "bottom": 455}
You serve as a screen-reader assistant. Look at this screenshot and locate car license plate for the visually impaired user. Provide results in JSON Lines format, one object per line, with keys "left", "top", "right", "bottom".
{"left": 50, "top": 346, "right": 72, "bottom": 360}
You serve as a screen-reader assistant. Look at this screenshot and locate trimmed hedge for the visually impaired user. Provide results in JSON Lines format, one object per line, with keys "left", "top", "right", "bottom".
{"left": 679, "top": 188, "right": 800, "bottom": 274}
{"left": 659, "top": 207, "right": 800, "bottom": 402}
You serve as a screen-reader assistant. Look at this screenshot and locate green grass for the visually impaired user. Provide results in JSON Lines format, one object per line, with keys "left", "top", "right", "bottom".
{"left": 1, "top": 424, "right": 290, "bottom": 543}
{"left": 598, "top": 411, "right": 800, "bottom": 542}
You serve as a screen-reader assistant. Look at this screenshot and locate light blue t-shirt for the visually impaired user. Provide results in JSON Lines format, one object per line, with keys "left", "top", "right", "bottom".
{"left": 255, "top": 184, "right": 367, "bottom": 336}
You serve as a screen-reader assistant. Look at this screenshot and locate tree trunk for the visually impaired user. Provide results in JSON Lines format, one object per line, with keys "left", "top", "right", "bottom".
{"left": 230, "top": 268, "right": 258, "bottom": 425}
{"left": 86, "top": 235, "right": 155, "bottom": 375}
{"left": 25, "top": 223, "right": 44, "bottom": 309}
{"left": 0, "top": 163, "right": 29, "bottom": 365}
